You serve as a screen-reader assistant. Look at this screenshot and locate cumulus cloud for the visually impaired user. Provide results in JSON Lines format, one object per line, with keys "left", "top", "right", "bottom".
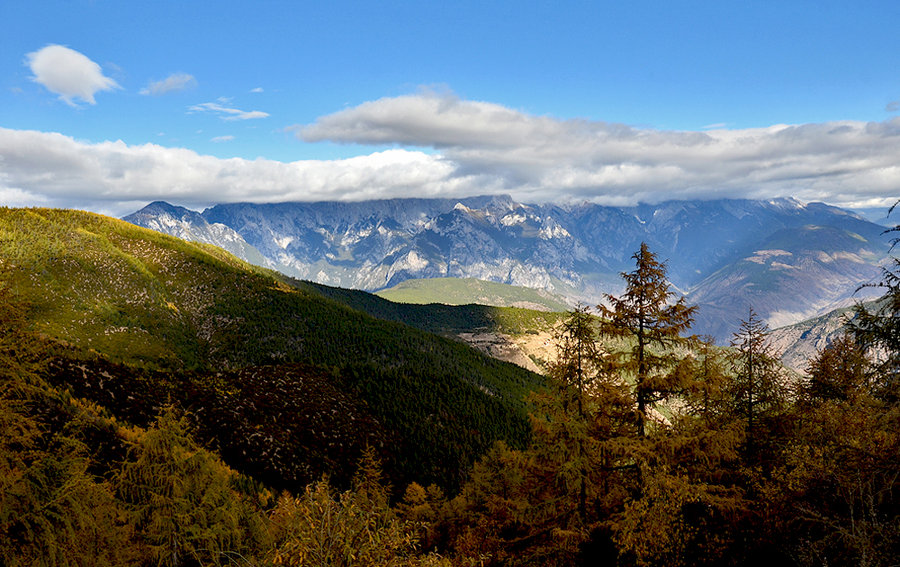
{"left": 26, "top": 44, "right": 120, "bottom": 105}
{"left": 140, "top": 73, "right": 197, "bottom": 95}
{"left": 0, "top": 127, "right": 477, "bottom": 216}
{"left": 211, "top": 135, "right": 235, "bottom": 143}
{"left": 887, "top": 101, "right": 900, "bottom": 112}
{"left": 189, "top": 99, "right": 269, "bottom": 121}
{"left": 295, "top": 91, "right": 900, "bottom": 207}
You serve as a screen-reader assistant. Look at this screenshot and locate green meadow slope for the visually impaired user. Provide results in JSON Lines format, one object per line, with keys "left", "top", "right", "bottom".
{"left": 0, "top": 208, "right": 544, "bottom": 489}
{"left": 375, "top": 276, "right": 572, "bottom": 312}
{"left": 300, "top": 279, "right": 566, "bottom": 337}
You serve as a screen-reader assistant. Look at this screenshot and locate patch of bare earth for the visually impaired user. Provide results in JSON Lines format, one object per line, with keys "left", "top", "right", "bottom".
{"left": 457, "top": 330, "right": 557, "bottom": 374}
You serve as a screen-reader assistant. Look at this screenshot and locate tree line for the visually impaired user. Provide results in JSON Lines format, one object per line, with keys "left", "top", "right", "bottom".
{"left": 413, "top": 236, "right": 900, "bottom": 565}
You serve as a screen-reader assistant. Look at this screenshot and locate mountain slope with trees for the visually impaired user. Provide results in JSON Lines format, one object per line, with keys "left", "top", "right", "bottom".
{"left": 0, "top": 207, "right": 544, "bottom": 490}
{"left": 124, "top": 196, "right": 890, "bottom": 341}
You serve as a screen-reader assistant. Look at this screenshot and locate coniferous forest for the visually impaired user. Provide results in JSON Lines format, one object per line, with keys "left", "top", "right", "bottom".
{"left": 2, "top": 207, "right": 900, "bottom": 566}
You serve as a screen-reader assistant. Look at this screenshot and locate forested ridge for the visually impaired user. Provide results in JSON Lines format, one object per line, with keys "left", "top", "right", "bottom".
{"left": 0, "top": 208, "right": 542, "bottom": 490}
{"left": 2, "top": 206, "right": 900, "bottom": 565}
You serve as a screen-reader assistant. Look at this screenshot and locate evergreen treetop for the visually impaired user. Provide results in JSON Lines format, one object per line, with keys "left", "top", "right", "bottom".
{"left": 598, "top": 242, "right": 698, "bottom": 436}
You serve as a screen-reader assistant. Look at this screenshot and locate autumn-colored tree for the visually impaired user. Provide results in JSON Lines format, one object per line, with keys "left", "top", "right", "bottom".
{"left": 667, "top": 337, "right": 746, "bottom": 490}
{"left": 116, "top": 406, "right": 269, "bottom": 566}
{"left": 804, "top": 333, "right": 872, "bottom": 403}
{"left": 846, "top": 200, "right": 900, "bottom": 399}
{"left": 785, "top": 202, "right": 900, "bottom": 560}
{"left": 610, "top": 346, "right": 746, "bottom": 567}
{"left": 598, "top": 242, "right": 697, "bottom": 437}
{"left": 0, "top": 285, "right": 137, "bottom": 566}
{"left": 446, "top": 306, "right": 635, "bottom": 566}
{"left": 678, "top": 338, "right": 738, "bottom": 428}
{"left": 775, "top": 369, "right": 900, "bottom": 565}
{"left": 551, "top": 305, "right": 603, "bottom": 417}
{"left": 269, "top": 447, "right": 445, "bottom": 566}
{"left": 396, "top": 482, "right": 450, "bottom": 552}
{"left": 728, "top": 308, "right": 788, "bottom": 461}
{"left": 545, "top": 305, "right": 608, "bottom": 525}
{"left": 0, "top": 398, "right": 137, "bottom": 567}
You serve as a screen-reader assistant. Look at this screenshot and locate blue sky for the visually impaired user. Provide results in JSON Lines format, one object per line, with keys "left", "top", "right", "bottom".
{"left": 2, "top": 0, "right": 900, "bottom": 215}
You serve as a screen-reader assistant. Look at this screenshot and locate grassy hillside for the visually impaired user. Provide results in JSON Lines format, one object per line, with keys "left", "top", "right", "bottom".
{"left": 375, "top": 276, "right": 572, "bottom": 312}
{"left": 299, "top": 279, "right": 566, "bottom": 338}
{"left": 0, "top": 207, "right": 545, "bottom": 489}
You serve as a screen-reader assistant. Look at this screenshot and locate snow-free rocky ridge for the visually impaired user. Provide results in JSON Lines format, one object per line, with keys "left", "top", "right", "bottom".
{"left": 124, "top": 196, "right": 890, "bottom": 341}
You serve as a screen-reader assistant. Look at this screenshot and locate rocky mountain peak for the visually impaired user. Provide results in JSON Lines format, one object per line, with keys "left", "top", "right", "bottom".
{"left": 124, "top": 196, "right": 892, "bottom": 342}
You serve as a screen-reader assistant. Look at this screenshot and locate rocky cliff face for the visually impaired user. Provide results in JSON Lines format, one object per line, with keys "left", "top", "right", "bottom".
{"left": 124, "top": 196, "right": 892, "bottom": 342}
{"left": 123, "top": 201, "right": 273, "bottom": 269}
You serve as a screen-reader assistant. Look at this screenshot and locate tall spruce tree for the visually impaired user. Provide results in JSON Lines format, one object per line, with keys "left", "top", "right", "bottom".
{"left": 729, "top": 308, "right": 786, "bottom": 460}
{"left": 551, "top": 305, "right": 602, "bottom": 423}
{"left": 597, "top": 242, "right": 697, "bottom": 437}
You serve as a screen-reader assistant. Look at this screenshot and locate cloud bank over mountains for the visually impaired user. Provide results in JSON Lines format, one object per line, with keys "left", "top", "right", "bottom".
{"left": 0, "top": 127, "right": 463, "bottom": 215}
{"left": 299, "top": 92, "right": 900, "bottom": 207}
{"left": 3, "top": 90, "right": 900, "bottom": 215}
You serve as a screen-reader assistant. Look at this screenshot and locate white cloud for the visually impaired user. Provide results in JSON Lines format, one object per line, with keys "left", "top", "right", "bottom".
{"left": 0, "top": 127, "right": 472, "bottom": 216}
{"left": 140, "top": 73, "right": 197, "bottom": 95}
{"left": 211, "top": 135, "right": 235, "bottom": 143}
{"left": 0, "top": 187, "right": 48, "bottom": 208}
{"left": 25, "top": 45, "right": 119, "bottom": 106}
{"left": 5, "top": 90, "right": 900, "bottom": 216}
{"left": 295, "top": 91, "right": 900, "bottom": 206}
{"left": 250, "top": 87, "right": 264, "bottom": 93}
{"left": 189, "top": 99, "right": 269, "bottom": 121}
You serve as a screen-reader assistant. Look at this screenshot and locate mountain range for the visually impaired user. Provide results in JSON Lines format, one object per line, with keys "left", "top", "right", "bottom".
{"left": 124, "top": 196, "right": 892, "bottom": 341}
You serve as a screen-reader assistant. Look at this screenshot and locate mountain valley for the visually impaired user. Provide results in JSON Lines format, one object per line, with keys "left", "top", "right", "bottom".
{"left": 125, "top": 196, "right": 891, "bottom": 341}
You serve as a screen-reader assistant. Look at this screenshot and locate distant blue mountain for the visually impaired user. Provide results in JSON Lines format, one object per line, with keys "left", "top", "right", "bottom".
{"left": 124, "top": 196, "right": 891, "bottom": 341}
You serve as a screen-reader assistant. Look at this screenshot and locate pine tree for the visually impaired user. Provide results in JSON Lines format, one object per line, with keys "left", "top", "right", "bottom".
{"left": 729, "top": 308, "right": 786, "bottom": 461}
{"left": 597, "top": 242, "right": 697, "bottom": 437}
{"left": 546, "top": 305, "right": 602, "bottom": 524}
{"left": 551, "top": 305, "right": 603, "bottom": 420}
